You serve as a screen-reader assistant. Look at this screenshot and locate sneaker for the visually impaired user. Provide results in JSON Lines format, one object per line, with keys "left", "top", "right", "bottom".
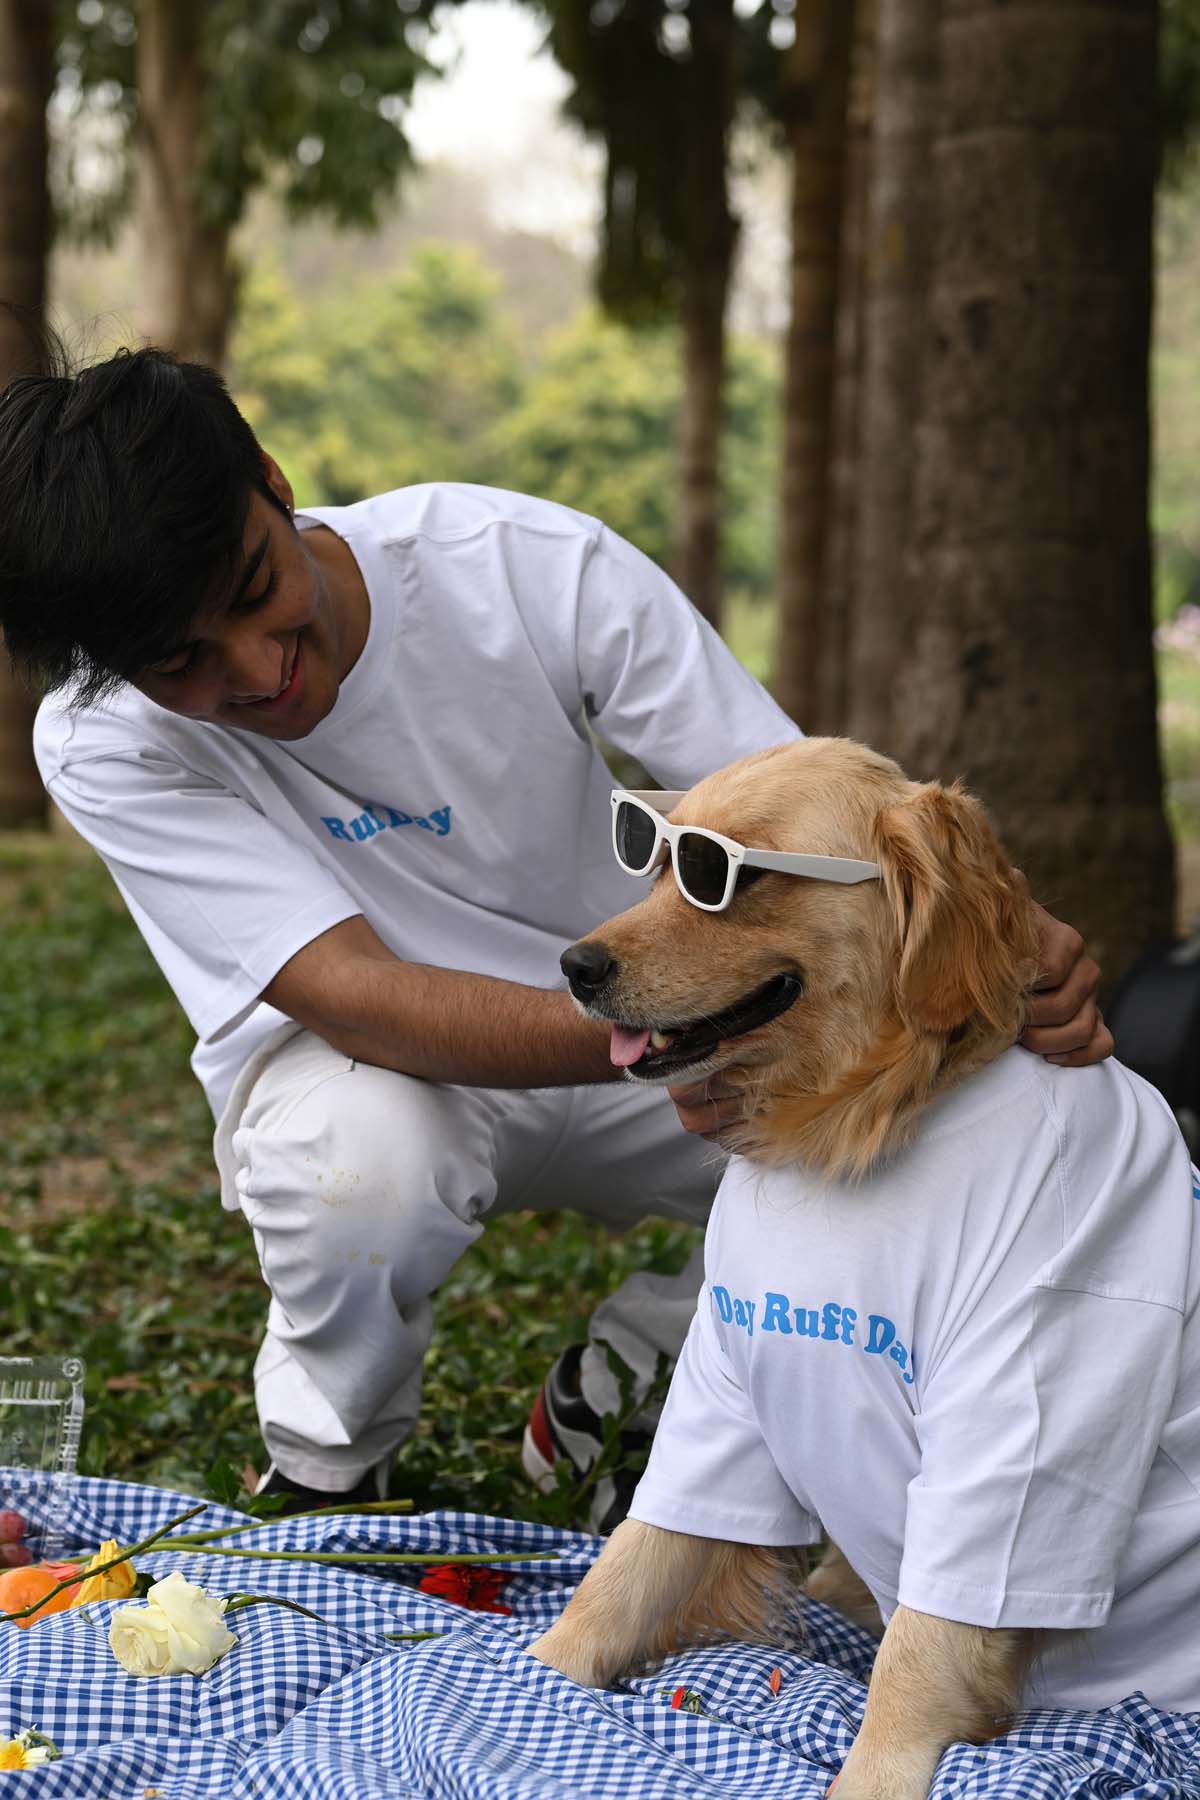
{"left": 255, "top": 1462, "right": 387, "bottom": 1518}
{"left": 521, "top": 1343, "right": 653, "bottom": 1533}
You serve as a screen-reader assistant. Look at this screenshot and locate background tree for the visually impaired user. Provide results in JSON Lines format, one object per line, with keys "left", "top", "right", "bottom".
{"left": 0, "top": 0, "right": 53, "bottom": 827}
{"left": 886, "top": 0, "right": 1173, "bottom": 978}
{"left": 59, "top": 0, "right": 440, "bottom": 363}
{"left": 771, "top": 0, "right": 855, "bottom": 731}
{"left": 534, "top": 0, "right": 744, "bottom": 628}
{"left": 845, "top": 0, "right": 939, "bottom": 750}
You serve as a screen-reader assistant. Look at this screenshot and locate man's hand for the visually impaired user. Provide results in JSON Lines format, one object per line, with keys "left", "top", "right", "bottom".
{"left": 668, "top": 1074, "right": 749, "bottom": 1144}
{"left": 1021, "top": 903, "right": 1112, "bottom": 1067}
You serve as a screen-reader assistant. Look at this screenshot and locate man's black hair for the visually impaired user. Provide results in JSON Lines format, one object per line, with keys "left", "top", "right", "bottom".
{"left": 0, "top": 342, "right": 289, "bottom": 703}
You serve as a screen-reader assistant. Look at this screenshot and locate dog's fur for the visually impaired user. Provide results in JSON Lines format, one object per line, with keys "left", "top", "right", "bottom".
{"left": 530, "top": 738, "right": 1046, "bottom": 1800}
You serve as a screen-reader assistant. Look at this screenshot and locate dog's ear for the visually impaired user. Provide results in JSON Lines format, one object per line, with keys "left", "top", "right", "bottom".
{"left": 872, "top": 781, "right": 1037, "bottom": 1036}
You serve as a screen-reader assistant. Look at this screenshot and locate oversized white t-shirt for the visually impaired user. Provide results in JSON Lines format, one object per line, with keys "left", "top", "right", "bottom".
{"left": 629, "top": 1050, "right": 1200, "bottom": 1712}
{"left": 34, "top": 485, "right": 797, "bottom": 1129}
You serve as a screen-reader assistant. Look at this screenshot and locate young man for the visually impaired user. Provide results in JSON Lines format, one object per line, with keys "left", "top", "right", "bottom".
{"left": 0, "top": 349, "right": 1107, "bottom": 1519}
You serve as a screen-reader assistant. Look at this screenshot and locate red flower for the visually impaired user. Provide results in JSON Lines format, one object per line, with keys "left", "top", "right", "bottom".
{"left": 417, "top": 1563, "right": 513, "bottom": 1615}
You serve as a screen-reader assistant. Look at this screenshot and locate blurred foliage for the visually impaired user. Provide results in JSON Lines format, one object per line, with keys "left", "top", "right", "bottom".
{"left": 0, "top": 835, "right": 699, "bottom": 1518}
{"left": 53, "top": 0, "right": 444, "bottom": 243}
{"left": 1155, "top": 170, "right": 1200, "bottom": 627}
{"left": 233, "top": 245, "right": 523, "bottom": 501}
{"left": 231, "top": 242, "right": 780, "bottom": 596}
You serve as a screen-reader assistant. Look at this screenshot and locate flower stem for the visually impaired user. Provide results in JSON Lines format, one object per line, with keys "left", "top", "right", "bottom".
{"left": 222, "top": 1592, "right": 326, "bottom": 1621}
{"left": 148, "top": 1546, "right": 556, "bottom": 1567}
{"left": 168, "top": 1497, "right": 414, "bottom": 1548}
{"left": 0, "top": 1504, "right": 209, "bottom": 1626}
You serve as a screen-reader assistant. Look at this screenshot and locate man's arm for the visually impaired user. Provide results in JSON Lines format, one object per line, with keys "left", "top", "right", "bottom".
{"left": 262, "top": 914, "right": 618, "bottom": 1087}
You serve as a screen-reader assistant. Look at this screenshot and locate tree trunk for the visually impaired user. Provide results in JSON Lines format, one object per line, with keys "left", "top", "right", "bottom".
{"left": 890, "top": 0, "right": 1173, "bottom": 982}
{"left": 136, "top": 0, "right": 236, "bottom": 367}
{"left": 772, "top": 0, "right": 855, "bottom": 731}
{"left": 0, "top": 0, "right": 53, "bottom": 829}
{"left": 816, "top": 0, "right": 876, "bottom": 735}
{"left": 671, "top": 0, "right": 739, "bottom": 632}
{"left": 847, "top": 0, "right": 940, "bottom": 752}
{"left": 675, "top": 261, "right": 731, "bottom": 630}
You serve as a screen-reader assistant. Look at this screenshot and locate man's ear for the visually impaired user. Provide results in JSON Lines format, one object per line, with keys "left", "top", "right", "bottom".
{"left": 872, "top": 781, "right": 1038, "bottom": 1036}
{"left": 260, "top": 452, "right": 295, "bottom": 517}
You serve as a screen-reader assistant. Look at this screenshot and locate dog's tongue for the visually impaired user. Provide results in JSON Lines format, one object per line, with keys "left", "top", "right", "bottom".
{"left": 610, "top": 1024, "right": 652, "bottom": 1068}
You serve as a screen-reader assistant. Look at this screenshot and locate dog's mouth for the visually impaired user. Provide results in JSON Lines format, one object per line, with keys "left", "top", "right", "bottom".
{"left": 606, "top": 972, "right": 804, "bottom": 1080}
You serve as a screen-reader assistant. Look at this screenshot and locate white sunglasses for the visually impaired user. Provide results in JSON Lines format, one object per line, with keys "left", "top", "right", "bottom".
{"left": 611, "top": 789, "right": 881, "bottom": 913}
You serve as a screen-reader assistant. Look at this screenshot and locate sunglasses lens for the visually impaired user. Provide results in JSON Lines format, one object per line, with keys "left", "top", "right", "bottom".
{"left": 676, "top": 832, "right": 731, "bottom": 907}
{"left": 615, "top": 801, "right": 659, "bottom": 873}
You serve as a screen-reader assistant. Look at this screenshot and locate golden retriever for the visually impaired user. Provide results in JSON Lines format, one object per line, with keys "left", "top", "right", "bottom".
{"left": 529, "top": 737, "right": 1198, "bottom": 1800}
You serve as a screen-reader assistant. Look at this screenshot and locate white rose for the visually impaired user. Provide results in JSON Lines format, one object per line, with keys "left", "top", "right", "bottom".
{"left": 108, "top": 1571, "right": 237, "bottom": 1678}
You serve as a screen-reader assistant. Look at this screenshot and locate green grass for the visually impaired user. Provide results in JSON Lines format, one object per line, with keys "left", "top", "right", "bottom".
{"left": 0, "top": 835, "right": 698, "bottom": 1522}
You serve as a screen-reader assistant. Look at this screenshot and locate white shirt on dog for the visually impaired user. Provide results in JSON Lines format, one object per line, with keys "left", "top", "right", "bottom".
{"left": 630, "top": 1049, "right": 1200, "bottom": 1712}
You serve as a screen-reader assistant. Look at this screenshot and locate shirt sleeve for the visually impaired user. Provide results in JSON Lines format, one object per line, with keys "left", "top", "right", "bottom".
{"left": 898, "top": 1282, "right": 1185, "bottom": 1630}
{"left": 506, "top": 515, "right": 799, "bottom": 787}
{"left": 46, "top": 748, "right": 362, "bottom": 1044}
{"left": 577, "top": 528, "right": 800, "bottom": 786}
{"left": 630, "top": 1290, "right": 821, "bottom": 1546}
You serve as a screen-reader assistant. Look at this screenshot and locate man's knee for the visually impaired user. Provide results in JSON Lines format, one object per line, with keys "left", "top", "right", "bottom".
{"left": 231, "top": 1048, "right": 497, "bottom": 1298}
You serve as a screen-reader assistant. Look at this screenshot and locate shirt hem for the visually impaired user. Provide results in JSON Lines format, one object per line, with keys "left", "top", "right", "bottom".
{"left": 629, "top": 1486, "right": 821, "bottom": 1548}
{"left": 897, "top": 1565, "right": 1114, "bottom": 1630}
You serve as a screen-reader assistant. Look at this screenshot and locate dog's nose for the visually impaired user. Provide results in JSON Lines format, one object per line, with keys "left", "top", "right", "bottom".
{"left": 561, "top": 940, "right": 618, "bottom": 999}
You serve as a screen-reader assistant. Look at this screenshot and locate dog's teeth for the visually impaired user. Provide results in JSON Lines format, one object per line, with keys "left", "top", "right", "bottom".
{"left": 650, "top": 1029, "right": 672, "bottom": 1051}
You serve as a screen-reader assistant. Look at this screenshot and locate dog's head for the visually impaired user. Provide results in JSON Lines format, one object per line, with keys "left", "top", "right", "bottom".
{"left": 562, "top": 738, "right": 1041, "bottom": 1177}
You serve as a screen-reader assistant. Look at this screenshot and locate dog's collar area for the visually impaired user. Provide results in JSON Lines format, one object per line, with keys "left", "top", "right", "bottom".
{"left": 623, "top": 971, "right": 804, "bottom": 1079}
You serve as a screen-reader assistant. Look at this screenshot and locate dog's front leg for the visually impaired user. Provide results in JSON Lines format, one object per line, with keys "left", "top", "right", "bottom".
{"left": 529, "top": 1518, "right": 783, "bottom": 1689}
{"left": 832, "top": 1605, "right": 1031, "bottom": 1800}
{"left": 806, "top": 1542, "right": 883, "bottom": 1636}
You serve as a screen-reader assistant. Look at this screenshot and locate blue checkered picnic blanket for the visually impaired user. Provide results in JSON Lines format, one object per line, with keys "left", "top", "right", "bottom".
{"left": 0, "top": 1476, "right": 1196, "bottom": 1797}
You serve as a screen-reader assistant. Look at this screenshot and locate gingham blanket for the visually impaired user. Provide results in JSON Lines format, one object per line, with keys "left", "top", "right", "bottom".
{"left": 0, "top": 1477, "right": 1196, "bottom": 1798}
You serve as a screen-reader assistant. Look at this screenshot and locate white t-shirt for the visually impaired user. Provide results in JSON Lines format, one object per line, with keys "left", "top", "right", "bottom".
{"left": 630, "top": 1050, "right": 1200, "bottom": 1712}
{"left": 35, "top": 484, "right": 797, "bottom": 1126}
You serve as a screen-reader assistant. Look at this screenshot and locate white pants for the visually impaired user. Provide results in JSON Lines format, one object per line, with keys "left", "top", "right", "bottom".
{"left": 213, "top": 1025, "right": 721, "bottom": 1491}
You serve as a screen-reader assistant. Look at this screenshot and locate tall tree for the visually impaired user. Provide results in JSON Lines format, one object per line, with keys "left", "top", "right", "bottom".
{"left": 815, "top": 0, "right": 876, "bottom": 737}
{"left": 846, "top": 0, "right": 939, "bottom": 750}
{"left": 0, "top": 0, "right": 53, "bottom": 827}
{"left": 771, "top": 0, "right": 855, "bottom": 730}
{"left": 134, "top": 0, "right": 237, "bottom": 365}
{"left": 888, "top": 0, "right": 1173, "bottom": 980}
{"left": 536, "top": 0, "right": 743, "bottom": 628}
{"left": 62, "top": 0, "right": 439, "bottom": 365}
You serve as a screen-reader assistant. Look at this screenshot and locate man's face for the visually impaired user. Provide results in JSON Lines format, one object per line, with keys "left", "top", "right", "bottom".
{"left": 132, "top": 474, "right": 363, "bottom": 741}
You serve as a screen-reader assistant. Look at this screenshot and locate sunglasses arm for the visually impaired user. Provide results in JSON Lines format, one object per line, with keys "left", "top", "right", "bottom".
{"left": 743, "top": 850, "right": 882, "bottom": 885}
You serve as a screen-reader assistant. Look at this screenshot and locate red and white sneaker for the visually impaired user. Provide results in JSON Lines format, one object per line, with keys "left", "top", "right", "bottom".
{"left": 521, "top": 1343, "right": 653, "bottom": 1534}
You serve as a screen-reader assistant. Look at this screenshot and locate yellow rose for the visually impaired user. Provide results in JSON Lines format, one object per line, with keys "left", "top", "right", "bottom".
{"left": 70, "top": 1538, "right": 138, "bottom": 1607}
{"left": 108, "top": 1571, "right": 237, "bottom": 1678}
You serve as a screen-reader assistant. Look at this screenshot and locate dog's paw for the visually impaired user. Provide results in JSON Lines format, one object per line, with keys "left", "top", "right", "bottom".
{"left": 526, "top": 1631, "right": 606, "bottom": 1688}
{"left": 830, "top": 1742, "right": 940, "bottom": 1800}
